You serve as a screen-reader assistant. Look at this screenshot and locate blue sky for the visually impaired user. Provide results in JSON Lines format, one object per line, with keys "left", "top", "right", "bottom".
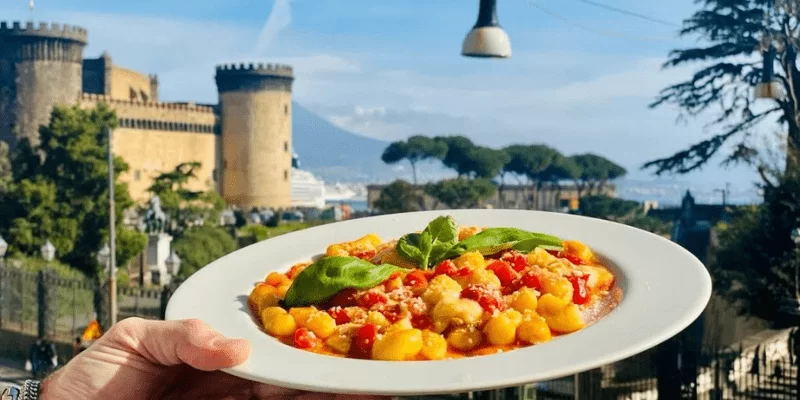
{"left": 4, "top": 0, "right": 771, "bottom": 201}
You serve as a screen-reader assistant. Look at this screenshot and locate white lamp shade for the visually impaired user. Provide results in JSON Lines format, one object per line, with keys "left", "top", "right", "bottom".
{"left": 41, "top": 239, "right": 56, "bottom": 262}
{"left": 462, "top": 26, "right": 511, "bottom": 58}
{"left": 165, "top": 250, "right": 181, "bottom": 275}
{"left": 0, "top": 235, "right": 7, "bottom": 258}
{"left": 97, "top": 242, "right": 110, "bottom": 266}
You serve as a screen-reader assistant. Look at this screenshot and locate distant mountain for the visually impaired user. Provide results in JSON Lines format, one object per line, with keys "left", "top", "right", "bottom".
{"left": 292, "top": 103, "right": 394, "bottom": 183}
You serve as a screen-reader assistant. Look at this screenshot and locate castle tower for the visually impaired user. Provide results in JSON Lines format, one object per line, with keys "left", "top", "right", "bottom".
{"left": 0, "top": 21, "right": 87, "bottom": 149}
{"left": 215, "top": 63, "right": 294, "bottom": 209}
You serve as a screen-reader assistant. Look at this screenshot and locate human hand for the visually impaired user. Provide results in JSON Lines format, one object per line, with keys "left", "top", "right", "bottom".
{"left": 40, "top": 317, "right": 389, "bottom": 400}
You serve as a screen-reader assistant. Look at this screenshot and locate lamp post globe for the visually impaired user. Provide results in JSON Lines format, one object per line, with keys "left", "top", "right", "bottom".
{"left": 40, "top": 239, "right": 56, "bottom": 262}
{"left": 165, "top": 249, "right": 181, "bottom": 277}
{"left": 0, "top": 235, "right": 8, "bottom": 259}
{"left": 462, "top": 0, "right": 511, "bottom": 58}
{"left": 97, "top": 242, "right": 111, "bottom": 268}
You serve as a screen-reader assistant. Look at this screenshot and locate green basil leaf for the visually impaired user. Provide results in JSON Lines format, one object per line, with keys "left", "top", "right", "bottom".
{"left": 436, "top": 228, "right": 563, "bottom": 262}
{"left": 283, "top": 256, "right": 404, "bottom": 307}
{"left": 395, "top": 216, "right": 459, "bottom": 269}
{"left": 397, "top": 233, "right": 424, "bottom": 264}
{"left": 512, "top": 237, "right": 565, "bottom": 253}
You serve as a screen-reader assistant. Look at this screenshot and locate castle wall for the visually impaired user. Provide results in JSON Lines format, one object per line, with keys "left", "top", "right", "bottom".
{"left": 219, "top": 91, "right": 292, "bottom": 208}
{"left": 112, "top": 127, "right": 217, "bottom": 203}
{"left": 14, "top": 61, "right": 83, "bottom": 146}
{"left": 110, "top": 65, "right": 152, "bottom": 102}
{"left": 81, "top": 55, "right": 110, "bottom": 95}
{"left": 80, "top": 95, "right": 219, "bottom": 202}
{"left": 216, "top": 63, "right": 294, "bottom": 210}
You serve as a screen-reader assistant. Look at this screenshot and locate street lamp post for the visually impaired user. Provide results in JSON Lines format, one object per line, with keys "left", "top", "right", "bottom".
{"left": 106, "top": 126, "right": 117, "bottom": 326}
{"left": 39, "top": 239, "right": 55, "bottom": 338}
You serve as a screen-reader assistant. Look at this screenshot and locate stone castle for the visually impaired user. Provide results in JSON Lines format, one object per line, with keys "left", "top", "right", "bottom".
{"left": 0, "top": 21, "right": 294, "bottom": 209}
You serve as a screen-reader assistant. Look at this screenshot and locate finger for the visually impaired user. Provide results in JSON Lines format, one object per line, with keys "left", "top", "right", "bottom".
{"left": 103, "top": 317, "right": 251, "bottom": 371}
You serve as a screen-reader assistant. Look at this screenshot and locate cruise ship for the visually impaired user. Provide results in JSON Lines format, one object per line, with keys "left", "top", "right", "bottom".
{"left": 290, "top": 153, "right": 326, "bottom": 209}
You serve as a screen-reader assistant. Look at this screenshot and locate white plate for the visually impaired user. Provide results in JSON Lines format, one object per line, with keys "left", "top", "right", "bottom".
{"left": 166, "top": 209, "right": 711, "bottom": 396}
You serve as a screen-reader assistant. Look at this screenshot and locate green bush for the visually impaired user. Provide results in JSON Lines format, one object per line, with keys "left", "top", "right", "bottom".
{"left": 172, "top": 225, "right": 237, "bottom": 279}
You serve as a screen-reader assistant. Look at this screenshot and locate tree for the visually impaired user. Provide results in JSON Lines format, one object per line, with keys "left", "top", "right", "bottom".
{"left": 374, "top": 179, "right": 422, "bottom": 213}
{"left": 464, "top": 146, "right": 510, "bottom": 179}
{"left": 578, "top": 195, "right": 672, "bottom": 236}
{"left": 570, "top": 154, "right": 627, "bottom": 197}
{"left": 171, "top": 225, "right": 237, "bottom": 279}
{"left": 435, "top": 135, "right": 476, "bottom": 177}
{"left": 0, "top": 141, "right": 10, "bottom": 193}
{"left": 424, "top": 178, "right": 496, "bottom": 209}
{"left": 579, "top": 195, "right": 641, "bottom": 220}
{"left": 0, "top": 104, "right": 145, "bottom": 276}
{"left": 644, "top": 0, "right": 800, "bottom": 181}
{"left": 146, "top": 161, "right": 225, "bottom": 237}
{"left": 381, "top": 135, "right": 447, "bottom": 184}
{"left": 503, "top": 144, "right": 562, "bottom": 209}
{"left": 712, "top": 175, "right": 800, "bottom": 321}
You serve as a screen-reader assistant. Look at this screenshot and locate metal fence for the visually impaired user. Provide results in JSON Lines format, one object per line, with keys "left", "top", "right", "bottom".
{"left": 0, "top": 264, "right": 168, "bottom": 343}
{"left": 1, "top": 262, "right": 799, "bottom": 399}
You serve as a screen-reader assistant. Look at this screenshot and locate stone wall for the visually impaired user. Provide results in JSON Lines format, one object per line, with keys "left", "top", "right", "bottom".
{"left": 110, "top": 65, "right": 153, "bottom": 102}
{"left": 216, "top": 63, "right": 294, "bottom": 209}
{"left": 80, "top": 95, "right": 219, "bottom": 202}
{"left": 14, "top": 60, "right": 83, "bottom": 147}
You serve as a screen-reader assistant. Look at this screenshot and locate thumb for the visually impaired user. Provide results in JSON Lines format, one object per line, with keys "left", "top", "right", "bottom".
{"left": 103, "top": 317, "right": 251, "bottom": 371}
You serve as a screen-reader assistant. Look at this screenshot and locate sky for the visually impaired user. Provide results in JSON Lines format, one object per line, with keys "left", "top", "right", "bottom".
{"left": 2, "top": 0, "right": 775, "bottom": 202}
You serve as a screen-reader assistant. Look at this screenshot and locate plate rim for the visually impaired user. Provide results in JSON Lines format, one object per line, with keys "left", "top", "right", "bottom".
{"left": 166, "top": 209, "right": 712, "bottom": 395}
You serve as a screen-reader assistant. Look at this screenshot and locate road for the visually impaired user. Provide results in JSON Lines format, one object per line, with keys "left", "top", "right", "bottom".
{"left": 0, "top": 357, "right": 28, "bottom": 386}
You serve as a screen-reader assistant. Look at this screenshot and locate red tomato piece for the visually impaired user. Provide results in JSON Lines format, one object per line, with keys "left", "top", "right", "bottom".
{"left": 293, "top": 328, "right": 318, "bottom": 349}
{"left": 358, "top": 290, "right": 389, "bottom": 309}
{"left": 380, "top": 303, "right": 404, "bottom": 323}
{"left": 520, "top": 271, "right": 542, "bottom": 290}
{"left": 411, "top": 314, "right": 433, "bottom": 330}
{"left": 486, "top": 260, "right": 517, "bottom": 287}
{"left": 355, "top": 323, "right": 378, "bottom": 353}
{"left": 461, "top": 284, "right": 506, "bottom": 313}
{"left": 547, "top": 249, "right": 586, "bottom": 266}
{"left": 327, "top": 306, "right": 351, "bottom": 325}
{"left": 403, "top": 270, "right": 428, "bottom": 287}
{"left": 327, "top": 288, "right": 358, "bottom": 308}
{"left": 353, "top": 249, "right": 377, "bottom": 260}
{"left": 434, "top": 260, "right": 458, "bottom": 276}
{"left": 562, "top": 252, "right": 586, "bottom": 266}
{"left": 569, "top": 274, "right": 590, "bottom": 305}
{"left": 501, "top": 251, "right": 528, "bottom": 272}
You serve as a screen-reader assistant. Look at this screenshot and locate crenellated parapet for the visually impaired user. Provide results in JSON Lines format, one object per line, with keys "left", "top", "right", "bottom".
{"left": 0, "top": 21, "right": 87, "bottom": 62}
{"left": 215, "top": 62, "right": 294, "bottom": 93}
{"left": 0, "top": 21, "right": 88, "bottom": 42}
{"left": 80, "top": 93, "right": 216, "bottom": 113}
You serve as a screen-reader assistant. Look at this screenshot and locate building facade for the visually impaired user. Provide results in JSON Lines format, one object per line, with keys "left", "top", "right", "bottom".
{"left": 0, "top": 21, "right": 294, "bottom": 209}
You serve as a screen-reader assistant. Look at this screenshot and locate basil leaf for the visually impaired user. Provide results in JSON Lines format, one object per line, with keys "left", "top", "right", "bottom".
{"left": 396, "top": 233, "right": 424, "bottom": 263}
{"left": 436, "top": 228, "right": 563, "bottom": 262}
{"left": 396, "top": 216, "right": 459, "bottom": 269}
{"left": 512, "top": 237, "right": 565, "bottom": 253}
{"left": 283, "top": 256, "right": 404, "bottom": 307}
